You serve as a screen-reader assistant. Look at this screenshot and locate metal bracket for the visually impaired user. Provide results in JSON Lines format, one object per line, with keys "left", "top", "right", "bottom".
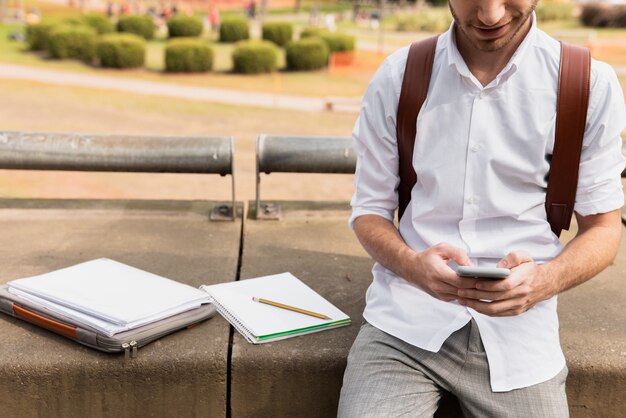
{"left": 210, "top": 204, "right": 235, "bottom": 221}
{"left": 256, "top": 203, "right": 282, "bottom": 220}
{"left": 254, "top": 134, "right": 355, "bottom": 220}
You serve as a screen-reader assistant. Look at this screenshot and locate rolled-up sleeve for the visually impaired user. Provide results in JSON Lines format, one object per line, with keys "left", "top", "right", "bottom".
{"left": 349, "top": 55, "right": 406, "bottom": 229}
{"left": 574, "top": 61, "right": 626, "bottom": 216}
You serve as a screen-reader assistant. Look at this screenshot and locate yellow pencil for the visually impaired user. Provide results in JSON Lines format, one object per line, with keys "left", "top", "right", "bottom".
{"left": 252, "top": 297, "right": 332, "bottom": 320}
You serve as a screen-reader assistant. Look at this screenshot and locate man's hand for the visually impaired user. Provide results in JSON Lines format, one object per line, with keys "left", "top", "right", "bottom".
{"left": 456, "top": 251, "right": 557, "bottom": 316}
{"left": 353, "top": 215, "right": 477, "bottom": 303}
{"left": 408, "top": 243, "right": 477, "bottom": 302}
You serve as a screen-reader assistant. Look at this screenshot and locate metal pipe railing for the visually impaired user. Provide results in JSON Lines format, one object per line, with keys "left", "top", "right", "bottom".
{"left": 0, "top": 131, "right": 236, "bottom": 220}
{"left": 255, "top": 135, "right": 355, "bottom": 219}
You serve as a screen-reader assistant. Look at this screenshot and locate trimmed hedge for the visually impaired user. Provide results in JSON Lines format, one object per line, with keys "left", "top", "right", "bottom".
{"left": 614, "top": 6, "right": 626, "bottom": 28}
{"left": 320, "top": 32, "right": 355, "bottom": 53}
{"left": 83, "top": 13, "right": 115, "bottom": 34}
{"left": 219, "top": 17, "right": 249, "bottom": 42}
{"left": 535, "top": 1, "right": 574, "bottom": 22}
{"left": 396, "top": 9, "right": 452, "bottom": 32}
{"left": 262, "top": 22, "right": 293, "bottom": 46}
{"left": 580, "top": 4, "right": 626, "bottom": 28}
{"left": 232, "top": 40, "right": 278, "bottom": 74}
{"left": 300, "top": 28, "right": 355, "bottom": 53}
{"left": 299, "top": 27, "right": 329, "bottom": 39}
{"left": 580, "top": 4, "right": 610, "bottom": 27}
{"left": 286, "top": 38, "right": 329, "bottom": 71}
{"left": 165, "top": 38, "right": 214, "bottom": 72}
{"left": 97, "top": 33, "right": 145, "bottom": 68}
{"left": 117, "top": 15, "right": 155, "bottom": 39}
{"left": 26, "top": 21, "right": 57, "bottom": 50}
{"left": 167, "top": 15, "right": 203, "bottom": 38}
{"left": 47, "top": 25, "right": 97, "bottom": 61}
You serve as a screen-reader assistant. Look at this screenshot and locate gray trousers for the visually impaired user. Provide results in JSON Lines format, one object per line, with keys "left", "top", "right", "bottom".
{"left": 337, "top": 320, "right": 569, "bottom": 418}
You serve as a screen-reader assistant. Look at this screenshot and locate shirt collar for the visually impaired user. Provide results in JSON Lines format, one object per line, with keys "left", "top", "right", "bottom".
{"left": 443, "top": 12, "right": 538, "bottom": 88}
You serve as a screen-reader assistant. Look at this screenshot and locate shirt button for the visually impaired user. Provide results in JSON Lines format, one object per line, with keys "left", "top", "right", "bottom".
{"left": 470, "top": 144, "right": 481, "bottom": 152}
{"left": 478, "top": 91, "right": 486, "bottom": 99}
{"left": 466, "top": 196, "right": 476, "bottom": 204}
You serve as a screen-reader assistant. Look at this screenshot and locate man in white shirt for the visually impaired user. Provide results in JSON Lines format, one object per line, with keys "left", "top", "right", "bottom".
{"left": 338, "top": 0, "right": 626, "bottom": 417}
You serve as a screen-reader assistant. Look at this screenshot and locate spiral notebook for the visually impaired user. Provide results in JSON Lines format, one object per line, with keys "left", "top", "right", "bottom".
{"left": 201, "top": 272, "right": 351, "bottom": 344}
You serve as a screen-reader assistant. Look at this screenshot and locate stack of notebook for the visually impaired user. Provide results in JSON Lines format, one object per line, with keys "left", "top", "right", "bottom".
{"left": 0, "top": 258, "right": 214, "bottom": 355}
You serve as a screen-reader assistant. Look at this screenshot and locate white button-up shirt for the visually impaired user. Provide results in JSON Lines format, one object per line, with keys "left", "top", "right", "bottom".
{"left": 350, "top": 18, "right": 626, "bottom": 392}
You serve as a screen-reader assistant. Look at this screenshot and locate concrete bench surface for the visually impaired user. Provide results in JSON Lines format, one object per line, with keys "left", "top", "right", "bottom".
{"left": 0, "top": 198, "right": 241, "bottom": 418}
{"left": 233, "top": 201, "right": 373, "bottom": 418}
{"left": 558, "top": 224, "right": 626, "bottom": 417}
{"left": 233, "top": 202, "right": 625, "bottom": 418}
{"left": 0, "top": 198, "right": 624, "bottom": 417}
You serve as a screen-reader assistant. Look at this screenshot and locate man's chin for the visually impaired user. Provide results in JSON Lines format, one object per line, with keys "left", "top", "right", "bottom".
{"left": 470, "top": 30, "right": 521, "bottom": 52}
{"left": 476, "top": 40, "right": 509, "bottom": 52}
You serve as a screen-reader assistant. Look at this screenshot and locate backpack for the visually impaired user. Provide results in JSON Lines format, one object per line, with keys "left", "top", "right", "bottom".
{"left": 396, "top": 36, "right": 591, "bottom": 237}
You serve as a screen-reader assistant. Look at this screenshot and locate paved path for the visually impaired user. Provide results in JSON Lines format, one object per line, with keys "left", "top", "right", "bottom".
{"left": 0, "top": 59, "right": 623, "bottom": 115}
{"left": 0, "top": 62, "right": 362, "bottom": 113}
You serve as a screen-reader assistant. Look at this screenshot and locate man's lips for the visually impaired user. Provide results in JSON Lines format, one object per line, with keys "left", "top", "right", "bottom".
{"left": 473, "top": 23, "right": 509, "bottom": 39}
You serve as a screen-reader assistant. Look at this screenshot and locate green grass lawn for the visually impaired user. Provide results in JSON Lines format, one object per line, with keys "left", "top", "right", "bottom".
{"left": 1, "top": 6, "right": 625, "bottom": 99}
{"left": 0, "top": 77, "right": 358, "bottom": 201}
{"left": 0, "top": 21, "right": 367, "bottom": 97}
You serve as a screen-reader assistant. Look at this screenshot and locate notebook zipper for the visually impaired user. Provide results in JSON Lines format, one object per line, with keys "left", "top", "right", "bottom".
{"left": 122, "top": 341, "right": 138, "bottom": 359}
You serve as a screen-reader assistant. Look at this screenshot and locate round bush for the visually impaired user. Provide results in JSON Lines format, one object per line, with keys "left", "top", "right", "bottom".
{"left": 97, "top": 33, "right": 145, "bottom": 68}
{"left": 117, "top": 15, "right": 155, "bottom": 40}
{"left": 319, "top": 32, "right": 355, "bottom": 53}
{"left": 286, "top": 38, "right": 329, "bottom": 71}
{"left": 26, "top": 21, "right": 57, "bottom": 50}
{"left": 262, "top": 22, "right": 293, "bottom": 46}
{"left": 300, "top": 28, "right": 355, "bottom": 53}
{"left": 165, "top": 38, "right": 214, "bottom": 72}
{"left": 167, "top": 15, "right": 203, "bottom": 38}
{"left": 536, "top": 1, "right": 574, "bottom": 22}
{"left": 83, "top": 13, "right": 115, "bottom": 34}
{"left": 299, "top": 27, "right": 329, "bottom": 39}
{"left": 613, "top": 6, "right": 626, "bottom": 28}
{"left": 232, "top": 40, "right": 278, "bottom": 74}
{"left": 219, "top": 17, "right": 249, "bottom": 43}
{"left": 396, "top": 9, "right": 452, "bottom": 33}
{"left": 580, "top": 4, "right": 613, "bottom": 27}
{"left": 47, "top": 25, "right": 97, "bottom": 61}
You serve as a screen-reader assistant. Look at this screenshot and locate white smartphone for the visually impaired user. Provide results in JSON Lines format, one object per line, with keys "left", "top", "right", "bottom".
{"left": 457, "top": 266, "right": 511, "bottom": 279}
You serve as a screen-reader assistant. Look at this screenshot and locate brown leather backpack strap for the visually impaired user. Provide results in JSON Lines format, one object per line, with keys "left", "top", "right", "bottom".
{"left": 396, "top": 35, "right": 439, "bottom": 221}
{"left": 546, "top": 42, "right": 591, "bottom": 237}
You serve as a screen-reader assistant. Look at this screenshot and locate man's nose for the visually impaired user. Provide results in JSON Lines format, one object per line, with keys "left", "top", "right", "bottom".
{"left": 477, "top": 0, "right": 506, "bottom": 27}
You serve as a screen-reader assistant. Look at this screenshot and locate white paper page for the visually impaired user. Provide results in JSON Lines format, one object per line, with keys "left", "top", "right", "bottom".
{"left": 9, "top": 287, "right": 127, "bottom": 336}
{"left": 204, "top": 272, "right": 349, "bottom": 337}
{"left": 8, "top": 258, "right": 211, "bottom": 326}
{"left": 9, "top": 287, "right": 207, "bottom": 337}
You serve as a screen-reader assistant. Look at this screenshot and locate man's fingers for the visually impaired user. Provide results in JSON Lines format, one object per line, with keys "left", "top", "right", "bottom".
{"left": 433, "top": 283, "right": 461, "bottom": 301}
{"left": 432, "top": 243, "right": 471, "bottom": 266}
{"left": 458, "top": 298, "right": 528, "bottom": 317}
{"left": 497, "top": 250, "right": 533, "bottom": 268}
{"left": 457, "top": 288, "right": 510, "bottom": 301}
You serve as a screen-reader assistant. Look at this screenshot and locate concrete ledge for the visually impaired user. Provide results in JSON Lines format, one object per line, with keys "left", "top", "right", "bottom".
{"left": 1, "top": 199, "right": 623, "bottom": 417}
{"left": 0, "top": 198, "right": 241, "bottom": 417}
{"left": 558, "top": 224, "right": 626, "bottom": 417}
{"left": 234, "top": 202, "right": 624, "bottom": 417}
{"left": 232, "top": 201, "right": 373, "bottom": 417}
